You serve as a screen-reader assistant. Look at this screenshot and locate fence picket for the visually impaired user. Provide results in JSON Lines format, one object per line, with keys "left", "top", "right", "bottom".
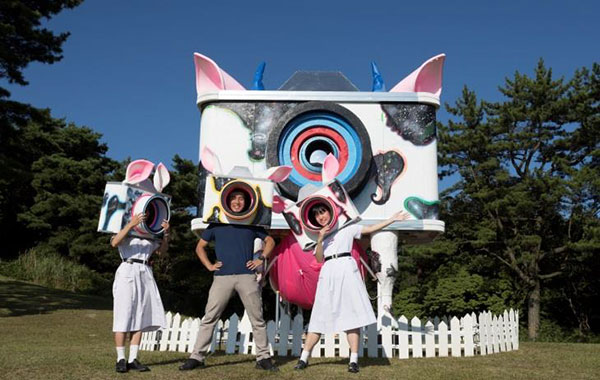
{"left": 450, "top": 317, "right": 461, "bottom": 357}
{"left": 267, "top": 320, "right": 276, "bottom": 356}
{"left": 411, "top": 316, "right": 423, "bottom": 358}
{"left": 239, "top": 312, "right": 252, "bottom": 355}
{"left": 438, "top": 320, "right": 448, "bottom": 357}
{"left": 277, "top": 310, "right": 291, "bottom": 356}
{"left": 225, "top": 313, "right": 239, "bottom": 354}
{"left": 398, "top": 316, "right": 409, "bottom": 359}
{"left": 463, "top": 314, "right": 474, "bottom": 357}
{"left": 339, "top": 331, "right": 349, "bottom": 358}
{"left": 291, "top": 312, "right": 304, "bottom": 356}
{"left": 366, "top": 323, "right": 377, "bottom": 357}
{"left": 424, "top": 320, "right": 435, "bottom": 358}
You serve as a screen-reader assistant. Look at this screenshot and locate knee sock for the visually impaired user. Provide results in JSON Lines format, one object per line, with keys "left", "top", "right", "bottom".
{"left": 128, "top": 345, "right": 139, "bottom": 363}
{"left": 350, "top": 352, "right": 358, "bottom": 364}
{"left": 116, "top": 346, "right": 126, "bottom": 362}
{"left": 300, "top": 350, "right": 310, "bottom": 363}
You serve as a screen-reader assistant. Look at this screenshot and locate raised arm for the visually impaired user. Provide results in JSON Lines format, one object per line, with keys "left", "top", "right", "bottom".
{"left": 110, "top": 213, "right": 145, "bottom": 247}
{"left": 361, "top": 211, "right": 410, "bottom": 235}
{"left": 154, "top": 220, "right": 170, "bottom": 255}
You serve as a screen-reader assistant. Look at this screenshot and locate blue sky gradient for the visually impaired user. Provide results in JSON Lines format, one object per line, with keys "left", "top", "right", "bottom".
{"left": 4, "top": 0, "right": 598, "bottom": 190}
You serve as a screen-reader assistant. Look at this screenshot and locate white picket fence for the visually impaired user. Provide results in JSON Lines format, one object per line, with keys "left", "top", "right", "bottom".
{"left": 140, "top": 308, "right": 519, "bottom": 359}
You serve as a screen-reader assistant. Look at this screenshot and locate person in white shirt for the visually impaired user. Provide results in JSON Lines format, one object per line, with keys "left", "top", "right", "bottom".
{"left": 111, "top": 213, "right": 169, "bottom": 373}
{"left": 294, "top": 207, "right": 409, "bottom": 373}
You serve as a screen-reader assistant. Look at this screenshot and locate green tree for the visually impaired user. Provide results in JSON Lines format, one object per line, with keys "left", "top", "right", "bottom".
{"left": 0, "top": 0, "right": 83, "bottom": 95}
{"left": 17, "top": 122, "right": 119, "bottom": 270}
{"left": 438, "top": 59, "right": 599, "bottom": 339}
{"left": 1, "top": 0, "right": 84, "bottom": 257}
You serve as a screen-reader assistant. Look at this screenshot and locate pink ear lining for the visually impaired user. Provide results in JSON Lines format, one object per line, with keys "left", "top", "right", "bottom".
{"left": 322, "top": 154, "right": 340, "bottom": 183}
{"left": 266, "top": 166, "right": 292, "bottom": 183}
{"left": 125, "top": 159, "right": 154, "bottom": 184}
{"left": 390, "top": 54, "right": 445, "bottom": 97}
{"left": 153, "top": 162, "right": 170, "bottom": 191}
{"left": 194, "top": 53, "right": 245, "bottom": 96}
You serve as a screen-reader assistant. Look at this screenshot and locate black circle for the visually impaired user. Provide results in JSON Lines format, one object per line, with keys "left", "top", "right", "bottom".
{"left": 266, "top": 101, "right": 372, "bottom": 200}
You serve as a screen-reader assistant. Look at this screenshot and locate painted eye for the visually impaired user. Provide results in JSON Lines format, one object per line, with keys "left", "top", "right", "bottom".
{"left": 267, "top": 102, "right": 372, "bottom": 200}
{"left": 132, "top": 195, "right": 170, "bottom": 235}
{"left": 300, "top": 196, "right": 338, "bottom": 232}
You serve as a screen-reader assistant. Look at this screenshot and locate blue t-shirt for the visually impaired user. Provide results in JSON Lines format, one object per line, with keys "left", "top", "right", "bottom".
{"left": 201, "top": 224, "right": 268, "bottom": 276}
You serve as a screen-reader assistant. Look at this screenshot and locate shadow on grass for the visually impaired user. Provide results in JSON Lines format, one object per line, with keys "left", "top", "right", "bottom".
{"left": 307, "top": 356, "right": 392, "bottom": 368}
{"left": 0, "top": 277, "right": 112, "bottom": 317}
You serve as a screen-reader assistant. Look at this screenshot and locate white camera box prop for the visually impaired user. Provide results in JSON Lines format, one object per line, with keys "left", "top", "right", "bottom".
{"left": 98, "top": 160, "right": 171, "bottom": 240}
{"left": 282, "top": 177, "right": 360, "bottom": 251}
{"left": 190, "top": 53, "right": 445, "bottom": 243}
{"left": 199, "top": 147, "right": 291, "bottom": 228}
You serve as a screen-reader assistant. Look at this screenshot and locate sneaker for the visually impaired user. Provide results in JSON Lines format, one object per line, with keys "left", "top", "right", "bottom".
{"left": 179, "top": 358, "right": 205, "bottom": 371}
{"left": 127, "top": 359, "right": 150, "bottom": 372}
{"left": 348, "top": 362, "right": 359, "bottom": 373}
{"left": 294, "top": 359, "right": 308, "bottom": 370}
{"left": 115, "top": 359, "right": 128, "bottom": 373}
{"left": 255, "top": 357, "right": 279, "bottom": 372}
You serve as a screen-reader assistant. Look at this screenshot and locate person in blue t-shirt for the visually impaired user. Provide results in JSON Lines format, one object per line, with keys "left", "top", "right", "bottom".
{"left": 179, "top": 190, "right": 278, "bottom": 372}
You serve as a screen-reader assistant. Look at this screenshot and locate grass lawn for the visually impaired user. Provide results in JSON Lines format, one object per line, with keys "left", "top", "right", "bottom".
{"left": 1, "top": 275, "right": 599, "bottom": 380}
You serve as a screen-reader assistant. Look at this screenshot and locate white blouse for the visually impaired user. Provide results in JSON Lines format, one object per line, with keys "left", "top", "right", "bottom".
{"left": 117, "top": 237, "right": 160, "bottom": 261}
{"left": 322, "top": 224, "right": 363, "bottom": 258}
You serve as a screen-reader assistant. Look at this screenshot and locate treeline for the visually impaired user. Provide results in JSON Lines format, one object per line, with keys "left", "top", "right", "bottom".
{"left": 1, "top": 1, "right": 598, "bottom": 342}
{"left": 393, "top": 60, "right": 599, "bottom": 341}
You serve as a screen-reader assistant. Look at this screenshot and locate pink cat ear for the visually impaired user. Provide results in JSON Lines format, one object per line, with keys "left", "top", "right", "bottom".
{"left": 200, "top": 146, "right": 222, "bottom": 174}
{"left": 321, "top": 154, "right": 340, "bottom": 184}
{"left": 264, "top": 166, "right": 292, "bottom": 183}
{"left": 125, "top": 159, "right": 154, "bottom": 184}
{"left": 193, "top": 53, "right": 246, "bottom": 96}
{"left": 153, "top": 162, "right": 170, "bottom": 192}
{"left": 390, "top": 54, "right": 445, "bottom": 98}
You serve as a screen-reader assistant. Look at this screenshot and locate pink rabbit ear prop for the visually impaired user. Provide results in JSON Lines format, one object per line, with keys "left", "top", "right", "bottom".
{"left": 390, "top": 54, "right": 445, "bottom": 98}
{"left": 321, "top": 154, "right": 340, "bottom": 184}
{"left": 200, "top": 146, "right": 223, "bottom": 174}
{"left": 193, "top": 53, "right": 246, "bottom": 96}
{"left": 153, "top": 162, "right": 170, "bottom": 192}
{"left": 264, "top": 166, "right": 292, "bottom": 183}
{"left": 272, "top": 195, "right": 290, "bottom": 214}
{"left": 125, "top": 159, "right": 154, "bottom": 184}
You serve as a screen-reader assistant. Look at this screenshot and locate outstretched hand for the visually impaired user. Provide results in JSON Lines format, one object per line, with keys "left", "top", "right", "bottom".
{"left": 392, "top": 211, "right": 410, "bottom": 222}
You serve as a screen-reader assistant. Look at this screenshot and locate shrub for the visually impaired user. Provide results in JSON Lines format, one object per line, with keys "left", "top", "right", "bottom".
{"left": 0, "top": 248, "right": 110, "bottom": 295}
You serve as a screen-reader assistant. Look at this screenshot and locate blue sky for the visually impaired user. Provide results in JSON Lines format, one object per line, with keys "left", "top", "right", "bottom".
{"left": 4, "top": 0, "right": 598, "bottom": 189}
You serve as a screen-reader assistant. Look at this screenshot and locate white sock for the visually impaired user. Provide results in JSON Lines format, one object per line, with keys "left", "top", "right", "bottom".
{"left": 300, "top": 350, "right": 310, "bottom": 363}
{"left": 350, "top": 352, "right": 358, "bottom": 364}
{"left": 116, "top": 346, "right": 126, "bottom": 361}
{"left": 128, "top": 345, "right": 139, "bottom": 363}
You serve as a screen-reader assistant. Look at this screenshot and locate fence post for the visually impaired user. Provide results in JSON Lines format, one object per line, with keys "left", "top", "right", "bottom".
{"left": 277, "top": 309, "right": 290, "bottom": 356}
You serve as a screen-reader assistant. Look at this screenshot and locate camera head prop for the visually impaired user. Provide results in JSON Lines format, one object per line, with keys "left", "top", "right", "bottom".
{"left": 98, "top": 160, "right": 171, "bottom": 240}
{"left": 200, "top": 146, "right": 291, "bottom": 228}
{"left": 275, "top": 154, "right": 360, "bottom": 251}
